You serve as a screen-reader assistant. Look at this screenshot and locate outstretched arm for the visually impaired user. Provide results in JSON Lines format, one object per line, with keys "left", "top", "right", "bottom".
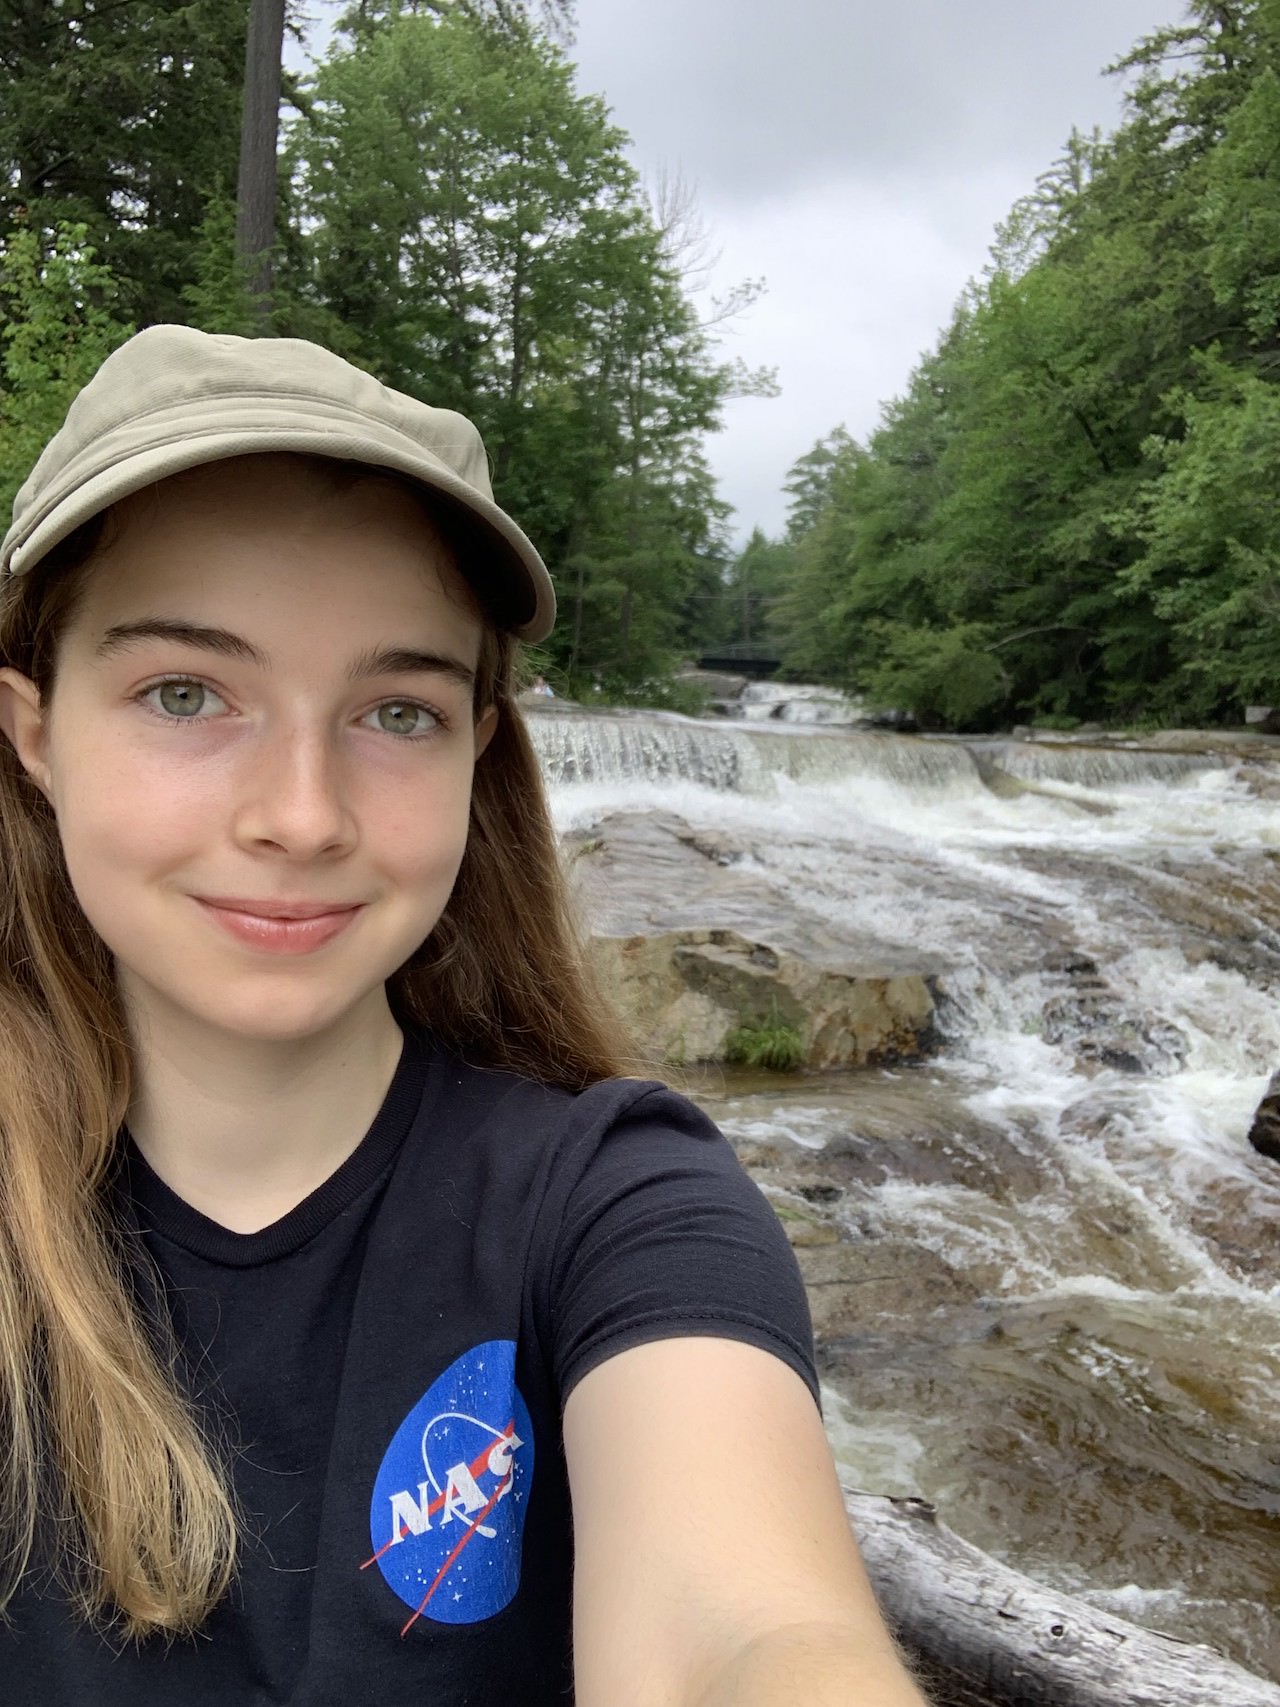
{"left": 564, "top": 1336, "right": 930, "bottom": 1707}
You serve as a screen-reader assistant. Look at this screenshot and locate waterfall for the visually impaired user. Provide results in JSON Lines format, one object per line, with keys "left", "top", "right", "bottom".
{"left": 981, "top": 740, "right": 1217, "bottom": 788}
{"left": 529, "top": 706, "right": 1229, "bottom": 796}
{"left": 533, "top": 696, "right": 1280, "bottom": 1684}
{"left": 737, "top": 681, "right": 866, "bottom": 725}
{"left": 528, "top": 707, "right": 978, "bottom": 792}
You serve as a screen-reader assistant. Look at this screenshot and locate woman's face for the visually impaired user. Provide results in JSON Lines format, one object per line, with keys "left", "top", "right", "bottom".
{"left": 0, "top": 456, "right": 497, "bottom": 1048}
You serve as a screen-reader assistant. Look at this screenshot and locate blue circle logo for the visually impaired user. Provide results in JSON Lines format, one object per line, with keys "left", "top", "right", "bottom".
{"left": 363, "top": 1340, "right": 534, "bottom": 1632}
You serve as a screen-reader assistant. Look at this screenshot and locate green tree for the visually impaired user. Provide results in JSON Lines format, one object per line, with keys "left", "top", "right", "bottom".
{"left": 723, "top": 528, "right": 793, "bottom": 650}
{"left": 0, "top": 222, "right": 133, "bottom": 521}
{"left": 0, "top": 1, "right": 250, "bottom": 325}
{"left": 288, "top": 5, "right": 730, "bottom": 688}
{"left": 768, "top": 0, "right": 1280, "bottom": 729}
{"left": 782, "top": 425, "right": 856, "bottom": 541}
{"left": 1122, "top": 355, "right": 1280, "bottom": 713}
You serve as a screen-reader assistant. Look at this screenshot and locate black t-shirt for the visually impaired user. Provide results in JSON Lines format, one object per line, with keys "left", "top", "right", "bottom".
{"left": 0, "top": 1024, "right": 817, "bottom": 1705}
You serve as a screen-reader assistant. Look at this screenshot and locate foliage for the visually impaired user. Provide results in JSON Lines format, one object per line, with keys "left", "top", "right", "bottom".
{"left": 284, "top": 6, "right": 734, "bottom": 686}
{"left": 182, "top": 195, "right": 266, "bottom": 336}
{"left": 719, "top": 527, "right": 795, "bottom": 651}
{"left": 724, "top": 1006, "right": 806, "bottom": 1073}
{"left": 565, "top": 670, "right": 711, "bottom": 716}
{"left": 0, "top": 223, "right": 134, "bottom": 522}
{"left": 0, "top": 1, "right": 250, "bottom": 325}
{"left": 768, "top": 0, "right": 1280, "bottom": 730}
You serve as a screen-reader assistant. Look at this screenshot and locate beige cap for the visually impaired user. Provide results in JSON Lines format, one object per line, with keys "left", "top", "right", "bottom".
{"left": 0, "top": 324, "right": 556, "bottom": 643}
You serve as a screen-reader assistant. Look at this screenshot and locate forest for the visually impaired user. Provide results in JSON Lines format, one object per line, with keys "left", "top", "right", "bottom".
{"left": 2, "top": 1, "right": 1278, "bottom": 727}
{"left": 0, "top": 0, "right": 759, "bottom": 701}
{"left": 745, "top": 0, "right": 1280, "bottom": 730}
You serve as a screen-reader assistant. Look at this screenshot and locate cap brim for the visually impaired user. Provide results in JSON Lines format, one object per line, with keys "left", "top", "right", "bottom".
{"left": 6, "top": 408, "right": 556, "bottom": 644}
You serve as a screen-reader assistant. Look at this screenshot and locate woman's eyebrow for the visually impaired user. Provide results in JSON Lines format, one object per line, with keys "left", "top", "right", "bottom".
{"left": 93, "top": 619, "right": 477, "bottom": 687}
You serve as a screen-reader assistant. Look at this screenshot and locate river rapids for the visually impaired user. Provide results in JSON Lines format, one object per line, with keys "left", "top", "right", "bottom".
{"left": 531, "top": 697, "right": 1280, "bottom": 1684}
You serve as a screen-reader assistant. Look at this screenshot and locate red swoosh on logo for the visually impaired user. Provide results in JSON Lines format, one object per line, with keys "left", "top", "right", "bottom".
{"left": 361, "top": 1419, "right": 520, "bottom": 1634}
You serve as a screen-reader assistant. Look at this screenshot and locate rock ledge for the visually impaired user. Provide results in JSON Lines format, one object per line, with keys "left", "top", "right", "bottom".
{"left": 588, "top": 925, "right": 938, "bottom": 1069}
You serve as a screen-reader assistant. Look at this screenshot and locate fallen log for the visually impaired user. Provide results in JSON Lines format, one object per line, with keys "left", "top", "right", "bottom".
{"left": 845, "top": 1489, "right": 1280, "bottom": 1707}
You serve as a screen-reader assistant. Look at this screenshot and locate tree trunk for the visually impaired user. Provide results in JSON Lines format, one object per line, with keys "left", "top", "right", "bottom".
{"left": 845, "top": 1489, "right": 1280, "bottom": 1707}
{"left": 566, "top": 517, "right": 586, "bottom": 676}
{"left": 235, "top": 0, "right": 287, "bottom": 326}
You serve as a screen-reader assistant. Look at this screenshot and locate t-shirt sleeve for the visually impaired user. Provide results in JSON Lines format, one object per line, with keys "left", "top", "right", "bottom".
{"left": 538, "top": 1082, "right": 819, "bottom": 1408}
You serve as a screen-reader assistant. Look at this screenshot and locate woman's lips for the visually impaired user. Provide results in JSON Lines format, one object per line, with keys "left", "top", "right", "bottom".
{"left": 195, "top": 899, "right": 363, "bottom": 954}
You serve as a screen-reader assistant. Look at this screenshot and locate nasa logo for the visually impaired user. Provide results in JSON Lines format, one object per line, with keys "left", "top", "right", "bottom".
{"left": 362, "top": 1339, "right": 534, "bottom": 1633}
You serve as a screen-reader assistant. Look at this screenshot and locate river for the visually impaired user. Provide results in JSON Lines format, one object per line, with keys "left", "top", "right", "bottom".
{"left": 531, "top": 692, "right": 1280, "bottom": 1685}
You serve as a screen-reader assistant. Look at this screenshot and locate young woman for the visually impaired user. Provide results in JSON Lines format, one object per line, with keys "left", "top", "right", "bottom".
{"left": 0, "top": 325, "right": 927, "bottom": 1705}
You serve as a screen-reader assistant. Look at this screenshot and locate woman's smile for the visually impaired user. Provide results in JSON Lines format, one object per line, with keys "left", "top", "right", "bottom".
{"left": 194, "top": 897, "right": 366, "bottom": 955}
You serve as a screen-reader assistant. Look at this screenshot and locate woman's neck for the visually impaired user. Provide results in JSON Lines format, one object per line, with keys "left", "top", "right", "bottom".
{"left": 123, "top": 995, "right": 406, "bottom": 1234}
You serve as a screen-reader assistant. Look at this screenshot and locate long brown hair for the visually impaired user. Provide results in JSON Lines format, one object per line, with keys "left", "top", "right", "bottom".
{"left": 0, "top": 460, "right": 629, "bottom": 1636}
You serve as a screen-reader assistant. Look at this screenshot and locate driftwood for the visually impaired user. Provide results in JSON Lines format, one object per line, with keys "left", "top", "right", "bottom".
{"left": 845, "top": 1488, "right": 1280, "bottom": 1707}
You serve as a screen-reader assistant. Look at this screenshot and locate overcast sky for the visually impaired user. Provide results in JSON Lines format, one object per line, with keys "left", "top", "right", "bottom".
{"left": 570, "top": 0, "right": 1186, "bottom": 546}
{"left": 295, "top": 1, "right": 1183, "bottom": 546}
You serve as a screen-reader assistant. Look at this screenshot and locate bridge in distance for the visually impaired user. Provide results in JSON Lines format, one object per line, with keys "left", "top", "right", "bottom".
{"left": 694, "top": 644, "right": 781, "bottom": 680}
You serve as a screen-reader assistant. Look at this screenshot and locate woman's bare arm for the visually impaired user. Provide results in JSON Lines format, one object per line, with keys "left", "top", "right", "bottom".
{"left": 564, "top": 1336, "right": 930, "bottom": 1707}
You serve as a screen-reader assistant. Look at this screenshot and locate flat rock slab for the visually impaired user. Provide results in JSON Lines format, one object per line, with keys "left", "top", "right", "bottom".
{"left": 568, "top": 809, "right": 934, "bottom": 974}
{"left": 1029, "top": 729, "right": 1280, "bottom": 759}
{"left": 571, "top": 811, "right": 943, "bottom": 1069}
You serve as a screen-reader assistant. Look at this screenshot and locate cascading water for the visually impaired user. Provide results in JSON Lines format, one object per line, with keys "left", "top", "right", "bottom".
{"left": 530, "top": 703, "right": 1280, "bottom": 1684}
{"left": 736, "top": 680, "right": 866, "bottom": 725}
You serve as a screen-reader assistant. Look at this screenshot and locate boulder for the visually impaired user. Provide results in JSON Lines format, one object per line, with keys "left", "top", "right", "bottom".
{"left": 675, "top": 667, "right": 748, "bottom": 700}
{"left": 587, "top": 925, "right": 938, "bottom": 1069}
{"left": 1248, "top": 1070, "right": 1280, "bottom": 1162}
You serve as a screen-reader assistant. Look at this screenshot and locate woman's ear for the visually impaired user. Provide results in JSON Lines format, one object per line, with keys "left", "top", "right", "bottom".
{"left": 0, "top": 668, "right": 54, "bottom": 801}
{"left": 474, "top": 703, "right": 500, "bottom": 760}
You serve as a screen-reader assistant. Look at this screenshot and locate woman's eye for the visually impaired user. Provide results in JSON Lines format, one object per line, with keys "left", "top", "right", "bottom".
{"left": 144, "top": 680, "right": 223, "bottom": 721}
{"left": 369, "top": 701, "right": 441, "bottom": 738}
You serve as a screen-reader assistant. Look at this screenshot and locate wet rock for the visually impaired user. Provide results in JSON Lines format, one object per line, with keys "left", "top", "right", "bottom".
{"left": 1247, "top": 1071, "right": 1280, "bottom": 1163}
{"left": 569, "top": 811, "right": 947, "bottom": 1068}
{"left": 1038, "top": 959, "right": 1188, "bottom": 1076}
{"left": 672, "top": 825, "right": 741, "bottom": 867}
{"left": 731, "top": 1101, "right": 1046, "bottom": 1202}
{"left": 1014, "top": 844, "right": 1280, "bottom": 984}
{"left": 796, "top": 1235, "right": 973, "bottom": 1345}
{"left": 968, "top": 749, "right": 1116, "bottom": 817}
{"left": 568, "top": 810, "right": 950, "bottom": 974}
{"left": 771, "top": 1197, "right": 841, "bottom": 1248}
{"left": 587, "top": 926, "right": 938, "bottom": 1069}
{"left": 745, "top": 1174, "right": 974, "bottom": 1346}
{"left": 1238, "top": 764, "right": 1280, "bottom": 802}
{"left": 1123, "top": 729, "right": 1280, "bottom": 759}
{"left": 676, "top": 667, "right": 747, "bottom": 700}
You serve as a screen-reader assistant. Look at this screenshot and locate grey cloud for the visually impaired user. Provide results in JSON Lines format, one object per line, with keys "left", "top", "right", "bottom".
{"left": 573, "top": 0, "right": 1183, "bottom": 201}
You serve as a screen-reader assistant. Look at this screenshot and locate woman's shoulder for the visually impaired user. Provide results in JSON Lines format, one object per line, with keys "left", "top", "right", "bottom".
{"left": 413, "top": 1030, "right": 720, "bottom": 1160}
{"left": 431, "top": 1043, "right": 689, "bottom": 1130}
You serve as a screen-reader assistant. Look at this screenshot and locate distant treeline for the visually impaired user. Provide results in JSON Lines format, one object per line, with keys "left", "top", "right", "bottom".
{"left": 0, "top": 0, "right": 772, "bottom": 701}
{"left": 726, "top": 0, "right": 1280, "bottom": 730}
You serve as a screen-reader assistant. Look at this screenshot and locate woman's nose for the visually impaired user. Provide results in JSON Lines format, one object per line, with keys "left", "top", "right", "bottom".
{"left": 231, "top": 725, "right": 359, "bottom": 858}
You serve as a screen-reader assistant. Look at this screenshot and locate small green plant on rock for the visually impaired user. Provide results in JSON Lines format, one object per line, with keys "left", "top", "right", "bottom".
{"left": 724, "top": 1005, "right": 806, "bottom": 1072}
